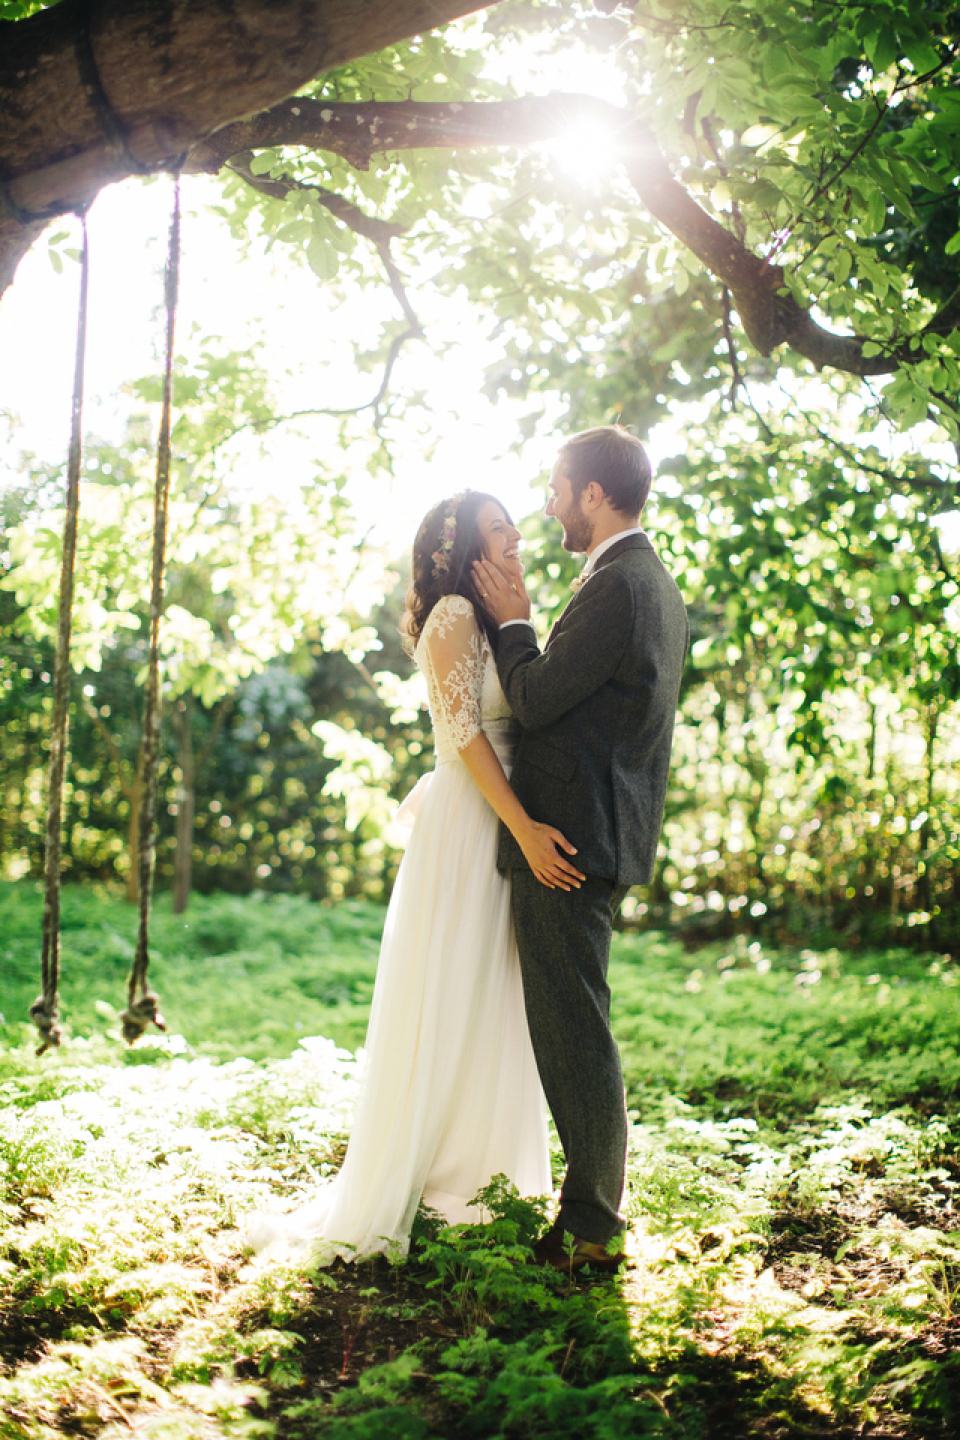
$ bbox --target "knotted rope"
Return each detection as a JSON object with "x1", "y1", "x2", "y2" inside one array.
[
  {"x1": 2, "y1": 1, "x2": 168, "y2": 229},
  {"x1": 120, "y1": 174, "x2": 181, "y2": 1045},
  {"x1": 74, "y1": 0, "x2": 157, "y2": 178},
  {"x1": 31, "y1": 210, "x2": 90, "y2": 1055}
]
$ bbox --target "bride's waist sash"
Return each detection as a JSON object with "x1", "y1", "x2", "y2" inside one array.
[
  {"x1": 435, "y1": 716, "x2": 519, "y2": 770},
  {"x1": 395, "y1": 718, "x2": 518, "y2": 834}
]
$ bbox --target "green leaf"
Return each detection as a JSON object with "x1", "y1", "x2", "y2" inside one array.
[
  {"x1": 833, "y1": 249, "x2": 852, "y2": 284},
  {"x1": 749, "y1": 180, "x2": 785, "y2": 211},
  {"x1": 901, "y1": 390, "x2": 930, "y2": 427},
  {"x1": 865, "y1": 24, "x2": 899, "y2": 74},
  {"x1": 865, "y1": 187, "x2": 888, "y2": 235},
  {"x1": 857, "y1": 253, "x2": 892, "y2": 301},
  {"x1": 902, "y1": 29, "x2": 942, "y2": 77},
  {"x1": 248, "y1": 151, "x2": 278, "y2": 177},
  {"x1": 893, "y1": 152, "x2": 949, "y2": 193},
  {"x1": 274, "y1": 219, "x2": 313, "y2": 244}
]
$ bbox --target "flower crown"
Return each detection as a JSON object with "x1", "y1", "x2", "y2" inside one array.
[{"x1": 431, "y1": 490, "x2": 469, "y2": 577}]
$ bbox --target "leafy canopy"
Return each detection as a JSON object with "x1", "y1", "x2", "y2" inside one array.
[{"x1": 206, "y1": 1, "x2": 960, "y2": 444}]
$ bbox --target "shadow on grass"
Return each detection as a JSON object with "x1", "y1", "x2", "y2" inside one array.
[{"x1": 229, "y1": 1183, "x2": 960, "y2": 1440}]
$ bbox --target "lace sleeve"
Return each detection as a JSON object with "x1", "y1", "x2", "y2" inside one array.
[{"x1": 423, "y1": 595, "x2": 486, "y2": 751}]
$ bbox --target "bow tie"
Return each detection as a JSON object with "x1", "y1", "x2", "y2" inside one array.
[{"x1": 570, "y1": 569, "x2": 592, "y2": 593}]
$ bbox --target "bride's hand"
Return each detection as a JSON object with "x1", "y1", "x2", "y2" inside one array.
[
  {"x1": 473, "y1": 557, "x2": 531, "y2": 625},
  {"x1": 517, "y1": 820, "x2": 585, "y2": 890}
]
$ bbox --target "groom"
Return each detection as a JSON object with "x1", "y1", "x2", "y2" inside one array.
[{"x1": 474, "y1": 425, "x2": 688, "y2": 1271}]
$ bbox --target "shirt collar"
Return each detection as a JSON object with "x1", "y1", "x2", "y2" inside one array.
[{"x1": 581, "y1": 527, "x2": 645, "y2": 577}]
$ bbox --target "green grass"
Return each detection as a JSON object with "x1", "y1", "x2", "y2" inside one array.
[
  {"x1": 1, "y1": 882, "x2": 959, "y2": 1439},
  {"x1": 610, "y1": 930, "x2": 960, "y2": 1120},
  {"x1": 4, "y1": 882, "x2": 958, "y2": 1112},
  {"x1": 0, "y1": 883, "x2": 381, "y2": 1059}
]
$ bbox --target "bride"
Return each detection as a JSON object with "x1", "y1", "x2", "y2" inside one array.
[{"x1": 251, "y1": 490, "x2": 584, "y2": 1261}]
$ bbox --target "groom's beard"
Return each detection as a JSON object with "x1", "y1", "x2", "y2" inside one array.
[{"x1": 561, "y1": 509, "x2": 593, "y2": 555}]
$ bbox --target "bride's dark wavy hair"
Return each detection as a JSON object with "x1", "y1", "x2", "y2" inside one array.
[{"x1": 401, "y1": 490, "x2": 510, "y2": 654}]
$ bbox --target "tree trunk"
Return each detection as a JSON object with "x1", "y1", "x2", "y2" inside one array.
[
  {"x1": 917, "y1": 702, "x2": 938, "y2": 915},
  {"x1": 171, "y1": 697, "x2": 195, "y2": 915},
  {"x1": 0, "y1": 0, "x2": 491, "y2": 292}
]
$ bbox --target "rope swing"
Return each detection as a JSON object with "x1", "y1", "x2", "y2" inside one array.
[
  {"x1": 29, "y1": 0, "x2": 186, "y2": 1052},
  {"x1": 31, "y1": 173, "x2": 182, "y2": 1052},
  {"x1": 30, "y1": 209, "x2": 90, "y2": 1056},
  {"x1": 120, "y1": 172, "x2": 182, "y2": 1046}
]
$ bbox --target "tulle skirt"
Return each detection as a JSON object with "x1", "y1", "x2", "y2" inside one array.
[{"x1": 250, "y1": 748, "x2": 550, "y2": 1262}]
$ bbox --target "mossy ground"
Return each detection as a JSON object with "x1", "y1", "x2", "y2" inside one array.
[{"x1": 1, "y1": 883, "x2": 959, "y2": 1438}]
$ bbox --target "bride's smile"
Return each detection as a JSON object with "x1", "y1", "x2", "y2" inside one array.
[{"x1": 476, "y1": 500, "x2": 523, "y2": 583}]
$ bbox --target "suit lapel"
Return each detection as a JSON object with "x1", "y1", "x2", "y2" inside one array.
[{"x1": 546, "y1": 532, "x2": 650, "y2": 648}]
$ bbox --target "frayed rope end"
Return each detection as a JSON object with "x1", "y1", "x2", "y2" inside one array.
[
  {"x1": 120, "y1": 992, "x2": 166, "y2": 1045},
  {"x1": 29, "y1": 996, "x2": 63, "y2": 1056}
]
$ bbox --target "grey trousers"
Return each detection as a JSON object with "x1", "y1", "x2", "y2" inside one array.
[{"x1": 510, "y1": 870, "x2": 630, "y2": 1244}]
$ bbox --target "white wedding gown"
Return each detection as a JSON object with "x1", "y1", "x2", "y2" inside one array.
[{"x1": 251, "y1": 594, "x2": 550, "y2": 1261}]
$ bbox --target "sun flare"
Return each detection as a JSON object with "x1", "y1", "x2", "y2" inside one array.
[{"x1": 549, "y1": 115, "x2": 623, "y2": 185}]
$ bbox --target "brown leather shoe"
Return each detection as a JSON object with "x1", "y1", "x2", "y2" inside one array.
[{"x1": 532, "y1": 1219, "x2": 628, "y2": 1274}]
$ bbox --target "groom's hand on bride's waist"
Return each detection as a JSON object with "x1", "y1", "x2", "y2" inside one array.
[{"x1": 473, "y1": 558, "x2": 531, "y2": 624}]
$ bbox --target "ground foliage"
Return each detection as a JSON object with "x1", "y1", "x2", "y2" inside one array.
[{"x1": 2, "y1": 887, "x2": 960, "y2": 1438}]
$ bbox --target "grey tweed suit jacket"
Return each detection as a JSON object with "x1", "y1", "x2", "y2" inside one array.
[{"x1": 495, "y1": 532, "x2": 688, "y2": 886}]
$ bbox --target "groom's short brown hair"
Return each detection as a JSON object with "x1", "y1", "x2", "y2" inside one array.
[{"x1": 559, "y1": 425, "x2": 652, "y2": 517}]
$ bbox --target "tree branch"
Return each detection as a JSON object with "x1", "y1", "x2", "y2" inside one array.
[
  {"x1": 199, "y1": 326, "x2": 420, "y2": 457},
  {"x1": 4, "y1": 2, "x2": 956, "y2": 388},
  {"x1": 721, "y1": 287, "x2": 742, "y2": 402},
  {"x1": 0, "y1": 0, "x2": 493, "y2": 291},
  {"x1": 776, "y1": 382, "x2": 959, "y2": 503},
  {"x1": 224, "y1": 149, "x2": 422, "y2": 338},
  {"x1": 189, "y1": 94, "x2": 958, "y2": 379},
  {"x1": 224, "y1": 150, "x2": 423, "y2": 417},
  {"x1": 205, "y1": 154, "x2": 424, "y2": 426},
  {"x1": 803, "y1": 94, "x2": 889, "y2": 213},
  {"x1": 224, "y1": 151, "x2": 405, "y2": 247}
]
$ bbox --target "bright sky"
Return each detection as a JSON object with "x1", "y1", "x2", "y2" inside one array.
[
  {"x1": 0, "y1": 29, "x2": 645, "y2": 561},
  {"x1": 0, "y1": 175, "x2": 561, "y2": 549},
  {"x1": 1, "y1": 23, "x2": 955, "y2": 562}
]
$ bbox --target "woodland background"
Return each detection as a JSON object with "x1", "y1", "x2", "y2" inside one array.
[
  {"x1": 2, "y1": 2, "x2": 958, "y2": 954},
  {"x1": 2, "y1": 3, "x2": 960, "y2": 1437}
]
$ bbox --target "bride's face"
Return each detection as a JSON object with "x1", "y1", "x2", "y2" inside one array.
[{"x1": 477, "y1": 501, "x2": 523, "y2": 583}]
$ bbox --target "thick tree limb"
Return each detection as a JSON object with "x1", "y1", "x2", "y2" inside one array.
[
  {"x1": 187, "y1": 94, "x2": 957, "y2": 379},
  {"x1": 185, "y1": 94, "x2": 627, "y2": 174},
  {"x1": 3, "y1": 4, "x2": 955, "y2": 382},
  {"x1": 0, "y1": 0, "x2": 491, "y2": 291}
]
